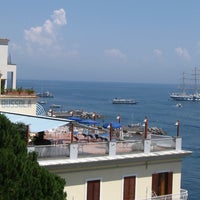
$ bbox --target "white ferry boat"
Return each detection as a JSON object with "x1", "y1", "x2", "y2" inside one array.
[
  {"x1": 170, "y1": 68, "x2": 200, "y2": 101},
  {"x1": 112, "y1": 98, "x2": 137, "y2": 104},
  {"x1": 36, "y1": 91, "x2": 54, "y2": 98}
]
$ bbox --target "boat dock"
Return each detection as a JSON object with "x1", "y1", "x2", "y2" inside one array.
[{"x1": 47, "y1": 109, "x2": 104, "y2": 119}]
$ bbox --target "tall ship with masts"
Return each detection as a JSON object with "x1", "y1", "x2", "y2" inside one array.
[{"x1": 170, "y1": 67, "x2": 200, "y2": 101}]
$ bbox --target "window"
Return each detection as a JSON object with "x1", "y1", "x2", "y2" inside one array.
[
  {"x1": 123, "y1": 176, "x2": 136, "y2": 200},
  {"x1": 87, "y1": 180, "x2": 100, "y2": 200},
  {"x1": 152, "y1": 172, "x2": 173, "y2": 196}
]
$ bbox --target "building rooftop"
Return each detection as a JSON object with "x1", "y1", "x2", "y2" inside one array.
[
  {"x1": 0, "y1": 38, "x2": 9, "y2": 45},
  {"x1": 31, "y1": 127, "x2": 191, "y2": 169},
  {"x1": 38, "y1": 149, "x2": 191, "y2": 168}
]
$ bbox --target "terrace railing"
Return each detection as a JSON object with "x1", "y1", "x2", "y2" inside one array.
[{"x1": 28, "y1": 135, "x2": 182, "y2": 159}]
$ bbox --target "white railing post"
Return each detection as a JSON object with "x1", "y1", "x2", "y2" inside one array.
[
  {"x1": 70, "y1": 143, "x2": 78, "y2": 159},
  {"x1": 109, "y1": 141, "x2": 116, "y2": 156},
  {"x1": 144, "y1": 139, "x2": 151, "y2": 153},
  {"x1": 176, "y1": 137, "x2": 182, "y2": 150}
]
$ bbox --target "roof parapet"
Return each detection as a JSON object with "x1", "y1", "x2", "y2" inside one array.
[{"x1": 0, "y1": 38, "x2": 9, "y2": 45}]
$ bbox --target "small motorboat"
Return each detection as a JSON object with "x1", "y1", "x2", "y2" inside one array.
[
  {"x1": 50, "y1": 104, "x2": 61, "y2": 109},
  {"x1": 36, "y1": 91, "x2": 54, "y2": 98},
  {"x1": 38, "y1": 100, "x2": 46, "y2": 105},
  {"x1": 176, "y1": 103, "x2": 182, "y2": 108}
]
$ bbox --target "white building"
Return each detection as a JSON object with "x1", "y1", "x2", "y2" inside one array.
[
  {"x1": 0, "y1": 38, "x2": 37, "y2": 115},
  {"x1": 0, "y1": 38, "x2": 16, "y2": 90}
]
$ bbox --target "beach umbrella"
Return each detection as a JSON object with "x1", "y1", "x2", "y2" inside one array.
[
  {"x1": 79, "y1": 119, "x2": 99, "y2": 125},
  {"x1": 103, "y1": 122, "x2": 122, "y2": 141},
  {"x1": 103, "y1": 122, "x2": 122, "y2": 129},
  {"x1": 68, "y1": 116, "x2": 82, "y2": 122}
]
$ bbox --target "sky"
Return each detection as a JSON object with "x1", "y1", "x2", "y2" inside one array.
[{"x1": 1, "y1": 0, "x2": 200, "y2": 84}]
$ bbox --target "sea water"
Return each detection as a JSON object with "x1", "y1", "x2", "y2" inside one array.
[{"x1": 18, "y1": 80, "x2": 200, "y2": 199}]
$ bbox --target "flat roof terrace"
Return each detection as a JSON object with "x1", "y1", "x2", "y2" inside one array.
[{"x1": 31, "y1": 133, "x2": 189, "y2": 161}]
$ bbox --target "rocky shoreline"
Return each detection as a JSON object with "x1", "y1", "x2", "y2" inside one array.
[
  {"x1": 123, "y1": 125, "x2": 167, "y2": 136},
  {"x1": 47, "y1": 109, "x2": 167, "y2": 136}
]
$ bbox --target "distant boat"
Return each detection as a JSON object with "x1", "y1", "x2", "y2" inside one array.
[
  {"x1": 128, "y1": 122, "x2": 141, "y2": 128},
  {"x1": 170, "y1": 67, "x2": 200, "y2": 101},
  {"x1": 170, "y1": 93, "x2": 193, "y2": 101},
  {"x1": 112, "y1": 98, "x2": 137, "y2": 104},
  {"x1": 36, "y1": 91, "x2": 54, "y2": 98},
  {"x1": 50, "y1": 104, "x2": 61, "y2": 108},
  {"x1": 176, "y1": 103, "x2": 182, "y2": 108},
  {"x1": 38, "y1": 100, "x2": 47, "y2": 105}
]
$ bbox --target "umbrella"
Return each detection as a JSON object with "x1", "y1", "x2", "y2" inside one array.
[
  {"x1": 103, "y1": 122, "x2": 122, "y2": 129},
  {"x1": 79, "y1": 119, "x2": 99, "y2": 125},
  {"x1": 68, "y1": 116, "x2": 82, "y2": 122},
  {"x1": 103, "y1": 122, "x2": 122, "y2": 141}
]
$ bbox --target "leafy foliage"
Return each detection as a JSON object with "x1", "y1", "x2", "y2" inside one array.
[{"x1": 0, "y1": 114, "x2": 67, "y2": 200}]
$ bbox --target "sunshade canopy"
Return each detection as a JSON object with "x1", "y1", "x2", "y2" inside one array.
[
  {"x1": 68, "y1": 116, "x2": 82, "y2": 122},
  {"x1": 1, "y1": 112, "x2": 70, "y2": 132},
  {"x1": 79, "y1": 119, "x2": 99, "y2": 125},
  {"x1": 103, "y1": 122, "x2": 122, "y2": 129}
]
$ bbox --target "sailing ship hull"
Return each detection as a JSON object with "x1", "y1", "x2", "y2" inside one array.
[
  {"x1": 170, "y1": 67, "x2": 200, "y2": 101},
  {"x1": 170, "y1": 93, "x2": 193, "y2": 101},
  {"x1": 170, "y1": 93, "x2": 200, "y2": 101}
]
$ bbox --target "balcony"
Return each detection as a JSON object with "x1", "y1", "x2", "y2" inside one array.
[{"x1": 143, "y1": 189, "x2": 188, "y2": 200}]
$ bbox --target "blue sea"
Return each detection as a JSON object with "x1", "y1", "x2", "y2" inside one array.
[{"x1": 18, "y1": 80, "x2": 199, "y2": 199}]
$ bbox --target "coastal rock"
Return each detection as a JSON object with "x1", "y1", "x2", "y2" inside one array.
[{"x1": 123, "y1": 125, "x2": 167, "y2": 136}]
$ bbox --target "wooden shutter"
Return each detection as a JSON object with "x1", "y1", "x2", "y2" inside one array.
[
  {"x1": 152, "y1": 173, "x2": 159, "y2": 196},
  {"x1": 87, "y1": 180, "x2": 100, "y2": 200},
  {"x1": 152, "y1": 172, "x2": 173, "y2": 197},
  {"x1": 167, "y1": 172, "x2": 173, "y2": 194},
  {"x1": 123, "y1": 176, "x2": 136, "y2": 200}
]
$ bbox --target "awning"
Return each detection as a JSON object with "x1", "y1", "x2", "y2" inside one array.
[
  {"x1": 1, "y1": 112, "x2": 71, "y2": 132},
  {"x1": 103, "y1": 122, "x2": 122, "y2": 129},
  {"x1": 79, "y1": 119, "x2": 99, "y2": 125}
]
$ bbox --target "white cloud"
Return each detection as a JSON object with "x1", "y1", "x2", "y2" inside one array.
[
  {"x1": 51, "y1": 8, "x2": 67, "y2": 26},
  {"x1": 175, "y1": 47, "x2": 191, "y2": 60},
  {"x1": 104, "y1": 48, "x2": 126, "y2": 59},
  {"x1": 153, "y1": 49, "x2": 162, "y2": 57},
  {"x1": 24, "y1": 8, "x2": 67, "y2": 47}
]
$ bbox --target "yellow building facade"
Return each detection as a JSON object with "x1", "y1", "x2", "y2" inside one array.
[{"x1": 38, "y1": 138, "x2": 191, "y2": 200}]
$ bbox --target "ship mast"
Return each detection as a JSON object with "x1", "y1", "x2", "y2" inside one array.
[
  {"x1": 180, "y1": 72, "x2": 187, "y2": 95},
  {"x1": 191, "y1": 67, "x2": 200, "y2": 95}
]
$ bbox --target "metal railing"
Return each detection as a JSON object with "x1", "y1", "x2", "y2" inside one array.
[
  {"x1": 78, "y1": 142, "x2": 108, "y2": 156},
  {"x1": 28, "y1": 144, "x2": 70, "y2": 158},
  {"x1": 142, "y1": 189, "x2": 188, "y2": 200},
  {"x1": 28, "y1": 136, "x2": 181, "y2": 158},
  {"x1": 151, "y1": 137, "x2": 176, "y2": 152}
]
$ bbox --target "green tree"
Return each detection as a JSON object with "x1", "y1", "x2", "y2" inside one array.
[{"x1": 0, "y1": 114, "x2": 67, "y2": 200}]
